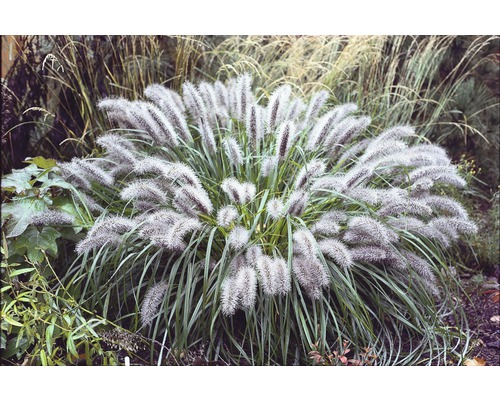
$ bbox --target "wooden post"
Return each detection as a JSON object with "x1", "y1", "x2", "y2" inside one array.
[{"x1": 1, "y1": 35, "x2": 20, "y2": 78}]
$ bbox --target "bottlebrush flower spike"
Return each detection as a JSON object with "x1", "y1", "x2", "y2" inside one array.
[
  {"x1": 228, "y1": 226, "x2": 250, "y2": 250},
  {"x1": 217, "y1": 205, "x2": 239, "y2": 228},
  {"x1": 140, "y1": 281, "x2": 169, "y2": 327},
  {"x1": 30, "y1": 210, "x2": 75, "y2": 226},
  {"x1": 223, "y1": 137, "x2": 244, "y2": 166},
  {"x1": 267, "y1": 198, "x2": 285, "y2": 220},
  {"x1": 267, "y1": 84, "x2": 292, "y2": 131}
]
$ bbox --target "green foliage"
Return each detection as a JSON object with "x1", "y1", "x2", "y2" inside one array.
[{"x1": 0, "y1": 159, "x2": 118, "y2": 365}]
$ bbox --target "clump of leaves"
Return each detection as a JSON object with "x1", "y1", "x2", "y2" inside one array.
[
  {"x1": 0, "y1": 157, "x2": 118, "y2": 365},
  {"x1": 56, "y1": 74, "x2": 475, "y2": 365}
]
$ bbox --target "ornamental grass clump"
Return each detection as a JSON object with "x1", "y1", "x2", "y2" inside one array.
[{"x1": 60, "y1": 73, "x2": 476, "y2": 365}]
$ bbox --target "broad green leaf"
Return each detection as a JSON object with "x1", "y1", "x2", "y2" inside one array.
[
  {"x1": 2, "y1": 198, "x2": 48, "y2": 238},
  {"x1": 0, "y1": 164, "x2": 39, "y2": 193},
  {"x1": 14, "y1": 226, "x2": 61, "y2": 263},
  {"x1": 24, "y1": 156, "x2": 57, "y2": 169},
  {"x1": 39, "y1": 175, "x2": 75, "y2": 191}
]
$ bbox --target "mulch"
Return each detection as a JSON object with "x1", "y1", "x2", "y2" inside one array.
[{"x1": 460, "y1": 267, "x2": 500, "y2": 366}]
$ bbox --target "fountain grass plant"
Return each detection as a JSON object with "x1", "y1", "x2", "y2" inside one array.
[{"x1": 35, "y1": 73, "x2": 479, "y2": 365}]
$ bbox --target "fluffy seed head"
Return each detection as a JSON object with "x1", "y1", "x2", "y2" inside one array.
[
  {"x1": 217, "y1": 205, "x2": 239, "y2": 228},
  {"x1": 228, "y1": 226, "x2": 250, "y2": 250},
  {"x1": 140, "y1": 281, "x2": 169, "y2": 327}
]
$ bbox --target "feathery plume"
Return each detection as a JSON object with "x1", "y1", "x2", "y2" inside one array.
[
  {"x1": 428, "y1": 217, "x2": 478, "y2": 240},
  {"x1": 221, "y1": 276, "x2": 239, "y2": 316},
  {"x1": 285, "y1": 190, "x2": 309, "y2": 217},
  {"x1": 198, "y1": 117, "x2": 217, "y2": 154},
  {"x1": 173, "y1": 185, "x2": 213, "y2": 216},
  {"x1": 198, "y1": 81, "x2": 218, "y2": 113},
  {"x1": 342, "y1": 166, "x2": 373, "y2": 189},
  {"x1": 343, "y1": 215, "x2": 397, "y2": 246},
  {"x1": 255, "y1": 255, "x2": 276, "y2": 296},
  {"x1": 260, "y1": 156, "x2": 278, "y2": 177},
  {"x1": 408, "y1": 166, "x2": 466, "y2": 188},
  {"x1": 275, "y1": 121, "x2": 297, "y2": 159},
  {"x1": 151, "y1": 217, "x2": 202, "y2": 251},
  {"x1": 360, "y1": 140, "x2": 408, "y2": 166},
  {"x1": 75, "y1": 191, "x2": 105, "y2": 213},
  {"x1": 318, "y1": 238, "x2": 353, "y2": 269},
  {"x1": 214, "y1": 80, "x2": 229, "y2": 109},
  {"x1": 387, "y1": 216, "x2": 426, "y2": 232},
  {"x1": 324, "y1": 116, "x2": 371, "y2": 153},
  {"x1": 350, "y1": 245, "x2": 387, "y2": 263},
  {"x1": 96, "y1": 134, "x2": 138, "y2": 165},
  {"x1": 223, "y1": 137, "x2": 244, "y2": 166},
  {"x1": 228, "y1": 226, "x2": 250, "y2": 250},
  {"x1": 120, "y1": 180, "x2": 169, "y2": 204},
  {"x1": 216, "y1": 205, "x2": 239, "y2": 228},
  {"x1": 267, "y1": 84, "x2": 292, "y2": 131},
  {"x1": 229, "y1": 255, "x2": 248, "y2": 276},
  {"x1": 169, "y1": 162, "x2": 202, "y2": 188},
  {"x1": 144, "y1": 84, "x2": 186, "y2": 113},
  {"x1": 292, "y1": 255, "x2": 329, "y2": 300},
  {"x1": 273, "y1": 257, "x2": 292, "y2": 295},
  {"x1": 73, "y1": 158, "x2": 114, "y2": 187},
  {"x1": 246, "y1": 103, "x2": 265, "y2": 149},
  {"x1": 245, "y1": 245, "x2": 263, "y2": 267},
  {"x1": 301, "y1": 90, "x2": 329, "y2": 128},
  {"x1": 294, "y1": 159, "x2": 326, "y2": 190},
  {"x1": 286, "y1": 98, "x2": 306, "y2": 121},
  {"x1": 234, "y1": 267, "x2": 258, "y2": 309},
  {"x1": 30, "y1": 209, "x2": 74, "y2": 226},
  {"x1": 306, "y1": 109, "x2": 339, "y2": 150},
  {"x1": 293, "y1": 228, "x2": 318, "y2": 258},
  {"x1": 58, "y1": 160, "x2": 92, "y2": 190},
  {"x1": 370, "y1": 125, "x2": 416, "y2": 147},
  {"x1": 235, "y1": 73, "x2": 253, "y2": 120},
  {"x1": 241, "y1": 182, "x2": 256, "y2": 204},
  {"x1": 400, "y1": 250, "x2": 440, "y2": 296},
  {"x1": 140, "y1": 281, "x2": 169, "y2": 327},
  {"x1": 420, "y1": 195, "x2": 469, "y2": 219},
  {"x1": 75, "y1": 232, "x2": 122, "y2": 254},
  {"x1": 76, "y1": 215, "x2": 135, "y2": 254},
  {"x1": 221, "y1": 177, "x2": 242, "y2": 203},
  {"x1": 266, "y1": 198, "x2": 285, "y2": 220},
  {"x1": 378, "y1": 197, "x2": 433, "y2": 218},
  {"x1": 344, "y1": 188, "x2": 382, "y2": 205},
  {"x1": 144, "y1": 85, "x2": 192, "y2": 142},
  {"x1": 182, "y1": 81, "x2": 207, "y2": 119},
  {"x1": 141, "y1": 102, "x2": 180, "y2": 148},
  {"x1": 310, "y1": 212, "x2": 343, "y2": 236},
  {"x1": 337, "y1": 139, "x2": 371, "y2": 165}
]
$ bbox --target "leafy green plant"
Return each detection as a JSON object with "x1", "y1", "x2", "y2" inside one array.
[
  {"x1": 54, "y1": 73, "x2": 476, "y2": 365},
  {"x1": 1, "y1": 246, "x2": 118, "y2": 365},
  {"x1": 0, "y1": 158, "x2": 118, "y2": 365}
]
